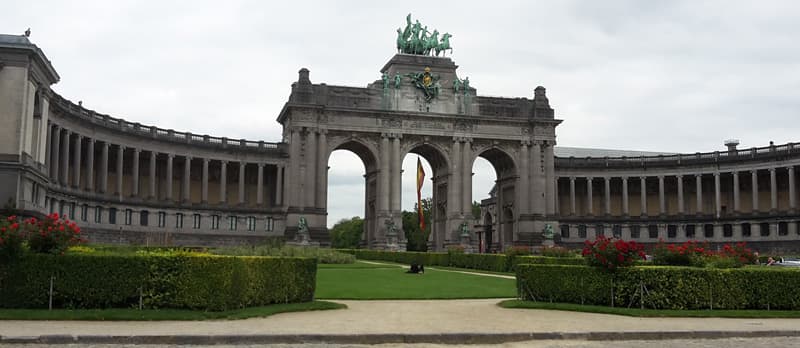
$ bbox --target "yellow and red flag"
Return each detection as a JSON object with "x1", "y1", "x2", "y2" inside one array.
[{"x1": 416, "y1": 157, "x2": 426, "y2": 230}]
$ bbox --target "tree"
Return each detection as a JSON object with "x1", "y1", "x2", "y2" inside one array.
[
  {"x1": 472, "y1": 200, "x2": 481, "y2": 219},
  {"x1": 403, "y1": 197, "x2": 432, "y2": 251},
  {"x1": 329, "y1": 217, "x2": 364, "y2": 249}
]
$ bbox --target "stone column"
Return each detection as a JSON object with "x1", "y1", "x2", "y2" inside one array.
[
  {"x1": 148, "y1": 151, "x2": 157, "y2": 199},
  {"x1": 714, "y1": 172, "x2": 721, "y2": 218},
  {"x1": 100, "y1": 142, "x2": 109, "y2": 194},
  {"x1": 789, "y1": 166, "x2": 796, "y2": 212},
  {"x1": 519, "y1": 142, "x2": 530, "y2": 213},
  {"x1": 554, "y1": 176, "x2": 560, "y2": 215},
  {"x1": 450, "y1": 138, "x2": 462, "y2": 216},
  {"x1": 640, "y1": 176, "x2": 647, "y2": 216},
  {"x1": 45, "y1": 123, "x2": 52, "y2": 176},
  {"x1": 751, "y1": 170, "x2": 759, "y2": 212},
  {"x1": 289, "y1": 128, "x2": 301, "y2": 206},
  {"x1": 73, "y1": 135, "x2": 82, "y2": 189},
  {"x1": 238, "y1": 162, "x2": 246, "y2": 205},
  {"x1": 604, "y1": 177, "x2": 611, "y2": 216},
  {"x1": 530, "y1": 142, "x2": 543, "y2": 216},
  {"x1": 183, "y1": 156, "x2": 192, "y2": 203},
  {"x1": 393, "y1": 135, "x2": 403, "y2": 212},
  {"x1": 165, "y1": 154, "x2": 174, "y2": 201},
  {"x1": 696, "y1": 174, "x2": 703, "y2": 215},
  {"x1": 379, "y1": 135, "x2": 390, "y2": 213},
  {"x1": 257, "y1": 163, "x2": 264, "y2": 206},
  {"x1": 219, "y1": 160, "x2": 227, "y2": 204},
  {"x1": 622, "y1": 176, "x2": 629, "y2": 216},
  {"x1": 305, "y1": 130, "x2": 317, "y2": 207},
  {"x1": 462, "y1": 138, "x2": 472, "y2": 214},
  {"x1": 61, "y1": 130, "x2": 70, "y2": 186},
  {"x1": 201, "y1": 158, "x2": 209, "y2": 203},
  {"x1": 544, "y1": 143, "x2": 556, "y2": 215},
  {"x1": 50, "y1": 125, "x2": 60, "y2": 180},
  {"x1": 676, "y1": 175, "x2": 684, "y2": 214},
  {"x1": 115, "y1": 145, "x2": 124, "y2": 196},
  {"x1": 770, "y1": 168, "x2": 777, "y2": 212},
  {"x1": 733, "y1": 171, "x2": 740, "y2": 213},
  {"x1": 131, "y1": 148, "x2": 140, "y2": 197},
  {"x1": 586, "y1": 177, "x2": 593, "y2": 216},
  {"x1": 569, "y1": 176, "x2": 576, "y2": 215},
  {"x1": 317, "y1": 130, "x2": 328, "y2": 209},
  {"x1": 658, "y1": 175, "x2": 665, "y2": 215},
  {"x1": 86, "y1": 139, "x2": 95, "y2": 192},
  {"x1": 276, "y1": 164, "x2": 284, "y2": 206}
]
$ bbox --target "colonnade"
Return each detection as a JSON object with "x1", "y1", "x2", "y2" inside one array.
[
  {"x1": 561, "y1": 167, "x2": 797, "y2": 218},
  {"x1": 45, "y1": 123, "x2": 285, "y2": 207}
]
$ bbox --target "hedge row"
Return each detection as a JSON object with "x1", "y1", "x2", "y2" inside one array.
[
  {"x1": 337, "y1": 249, "x2": 584, "y2": 273},
  {"x1": 0, "y1": 254, "x2": 316, "y2": 311},
  {"x1": 516, "y1": 264, "x2": 800, "y2": 310}
]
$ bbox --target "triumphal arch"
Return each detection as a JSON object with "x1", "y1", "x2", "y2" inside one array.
[{"x1": 278, "y1": 15, "x2": 561, "y2": 250}]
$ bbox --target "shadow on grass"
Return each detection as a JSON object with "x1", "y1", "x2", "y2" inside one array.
[
  {"x1": 499, "y1": 300, "x2": 800, "y2": 318},
  {"x1": 0, "y1": 301, "x2": 346, "y2": 321}
]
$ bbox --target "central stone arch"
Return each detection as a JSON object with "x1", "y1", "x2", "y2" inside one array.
[{"x1": 277, "y1": 54, "x2": 561, "y2": 251}]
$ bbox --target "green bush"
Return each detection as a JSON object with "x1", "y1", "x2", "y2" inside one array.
[
  {"x1": 214, "y1": 245, "x2": 355, "y2": 264},
  {"x1": 516, "y1": 264, "x2": 800, "y2": 310},
  {"x1": 0, "y1": 254, "x2": 316, "y2": 311},
  {"x1": 338, "y1": 249, "x2": 585, "y2": 273}
]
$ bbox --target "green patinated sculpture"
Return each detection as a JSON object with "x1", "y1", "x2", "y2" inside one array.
[
  {"x1": 453, "y1": 78, "x2": 461, "y2": 93},
  {"x1": 406, "y1": 67, "x2": 440, "y2": 102},
  {"x1": 394, "y1": 73, "x2": 402, "y2": 88},
  {"x1": 298, "y1": 216, "x2": 308, "y2": 234},
  {"x1": 462, "y1": 77, "x2": 470, "y2": 95},
  {"x1": 460, "y1": 221, "x2": 470, "y2": 237},
  {"x1": 397, "y1": 14, "x2": 452, "y2": 56},
  {"x1": 381, "y1": 72, "x2": 390, "y2": 90},
  {"x1": 543, "y1": 224, "x2": 554, "y2": 240}
]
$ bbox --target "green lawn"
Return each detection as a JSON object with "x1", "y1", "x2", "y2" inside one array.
[
  {"x1": 316, "y1": 262, "x2": 516, "y2": 299},
  {"x1": 0, "y1": 301, "x2": 345, "y2": 321},
  {"x1": 499, "y1": 300, "x2": 800, "y2": 318}
]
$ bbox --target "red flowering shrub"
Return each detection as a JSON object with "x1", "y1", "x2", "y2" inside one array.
[
  {"x1": 26, "y1": 213, "x2": 84, "y2": 255},
  {"x1": 504, "y1": 246, "x2": 532, "y2": 257},
  {"x1": 652, "y1": 240, "x2": 756, "y2": 268},
  {"x1": 581, "y1": 236, "x2": 646, "y2": 271},
  {"x1": 0, "y1": 215, "x2": 26, "y2": 261}
]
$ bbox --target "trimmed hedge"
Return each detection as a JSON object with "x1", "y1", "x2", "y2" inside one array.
[
  {"x1": 516, "y1": 264, "x2": 800, "y2": 310},
  {"x1": 337, "y1": 249, "x2": 584, "y2": 273},
  {"x1": 0, "y1": 254, "x2": 316, "y2": 311}
]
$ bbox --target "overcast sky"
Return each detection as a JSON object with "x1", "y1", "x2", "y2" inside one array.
[{"x1": 5, "y1": 1, "x2": 800, "y2": 226}]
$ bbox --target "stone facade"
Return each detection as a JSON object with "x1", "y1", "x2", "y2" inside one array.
[{"x1": 3, "y1": 33, "x2": 799, "y2": 252}]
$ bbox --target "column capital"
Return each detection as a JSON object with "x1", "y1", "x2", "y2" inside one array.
[
  {"x1": 117, "y1": 144, "x2": 126, "y2": 151},
  {"x1": 676, "y1": 174, "x2": 683, "y2": 179},
  {"x1": 184, "y1": 155, "x2": 192, "y2": 161},
  {"x1": 621, "y1": 176, "x2": 629, "y2": 181},
  {"x1": 257, "y1": 162, "x2": 265, "y2": 168},
  {"x1": 88, "y1": 138, "x2": 96, "y2": 144},
  {"x1": 133, "y1": 148, "x2": 141, "y2": 154},
  {"x1": 569, "y1": 176, "x2": 576, "y2": 181},
  {"x1": 220, "y1": 159, "x2": 227, "y2": 164},
  {"x1": 102, "y1": 141, "x2": 110, "y2": 148},
  {"x1": 604, "y1": 176, "x2": 610, "y2": 181},
  {"x1": 167, "y1": 153, "x2": 175, "y2": 159},
  {"x1": 788, "y1": 166, "x2": 795, "y2": 172},
  {"x1": 640, "y1": 176, "x2": 647, "y2": 180},
  {"x1": 203, "y1": 158, "x2": 210, "y2": 163},
  {"x1": 586, "y1": 176, "x2": 593, "y2": 181},
  {"x1": 713, "y1": 172, "x2": 720, "y2": 177},
  {"x1": 769, "y1": 167, "x2": 776, "y2": 173},
  {"x1": 695, "y1": 173, "x2": 702, "y2": 178},
  {"x1": 657, "y1": 175, "x2": 664, "y2": 180},
  {"x1": 520, "y1": 139, "x2": 531, "y2": 146},
  {"x1": 750, "y1": 169, "x2": 758, "y2": 174},
  {"x1": 239, "y1": 161, "x2": 246, "y2": 167}
]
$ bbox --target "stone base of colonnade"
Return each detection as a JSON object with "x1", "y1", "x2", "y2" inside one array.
[{"x1": 285, "y1": 211, "x2": 329, "y2": 246}]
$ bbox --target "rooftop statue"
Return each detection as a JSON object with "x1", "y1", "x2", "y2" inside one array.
[{"x1": 397, "y1": 14, "x2": 452, "y2": 56}]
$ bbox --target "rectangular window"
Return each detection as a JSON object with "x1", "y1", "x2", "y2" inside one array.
[
  {"x1": 193, "y1": 214, "x2": 201, "y2": 229},
  {"x1": 94, "y1": 206, "x2": 103, "y2": 223},
  {"x1": 759, "y1": 222, "x2": 770, "y2": 237},
  {"x1": 140, "y1": 210, "x2": 149, "y2": 226},
  {"x1": 612, "y1": 225, "x2": 622, "y2": 238},
  {"x1": 31, "y1": 182, "x2": 39, "y2": 205},
  {"x1": 176, "y1": 213, "x2": 184, "y2": 229},
  {"x1": 229, "y1": 216, "x2": 238, "y2": 230},
  {"x1": 124, "y1": 209, "x2": 133, "y2": 225},
  {"x1": 704, "y1": 224, "x2": 715, "y2": 238},
  {"x1": 685, "y1": 224, "x2": 696, "y2": 238},
  {"x1": 69, "y1": 202, "x2": 76, "y2": 220},
  {"x1": 80, "y1": 204, "x2": 88, "y2": 222},
  {"x1": 211, "y1": 215, "x2": 220, "y2": 230},
  {"x1": 630, "y1": 225, "x2": 641, "y2": 239},
  {"x1": 595, "y1": 224, "x2": 604, "y2": 237},
  {"x1": 247, "y1": 216, "x2": 256, "y2": 231},
  {"x1": 578, "y1": 225, "x2": 587, "y2": 239},
  {"x1": 560, "y1": 224, "x2": 570, "y2": 239},
  {"x1": 266, "y1": 217, "x2": 274, "y2": 231},
  {"x1": 648, "y1": 224, "x2": 658, "y2": 239},
  {"x1": 667, "y1": 225, "x2": 677, "y2": 239},
  {"x1": 158, "y1": 212, "x2": 166, "y2": 228},
  {"x1": 723, "y1": 224, "x2": 733, "y2": 237},
  {"x1": 742, "y1": 223, "x2": 751, "y2": 237},
  {"x1": 778, "y1": 221, "x2": 788, "y2": 236}
]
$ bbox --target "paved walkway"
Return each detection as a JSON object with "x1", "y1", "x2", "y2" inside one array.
[{"x1": 2, "y1": 299, "x2": 800, "y2": 345}]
